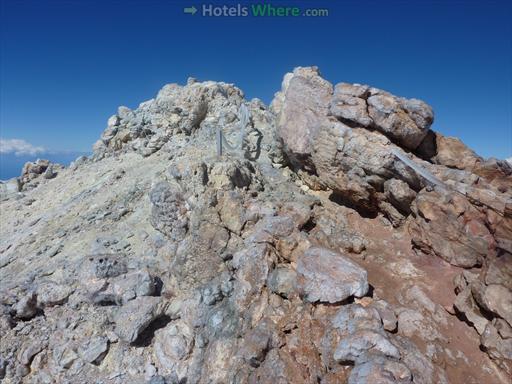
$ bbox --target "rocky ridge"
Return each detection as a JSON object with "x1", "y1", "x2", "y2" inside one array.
[{"x1": 0, "y1": 67, "x2": 511, "y2": 384}]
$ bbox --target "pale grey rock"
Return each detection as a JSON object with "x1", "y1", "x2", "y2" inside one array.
[
  {"x1": 367, "y1": 93, "x2": 433, "y2": 150},
  {"x1": 246, "y1": 215, "x2": 295, "y2": 244},
  {"x1": 149, "y1": 375, "x2": 168, "y2": 384},
  {"x1": 396, "y1": 308, "x2": 444, "y2": 342},
  {"x1": 14, "y1": 292, "x2": 38, "y2": 320},
  {"x1": 453, "y1": 269, "x2": 479, "y2": 294},
  {"x1": 78, "y1": 336, "x2": 109, "y2": 364},
  {"x1": 334, "y1": 330, "x2": 401, "y2": 363},
  {"x1": 87, "y1": 253, "x2": 128, "y2": 279},
  {"x1": 332, "y1": 304, "x2": 383, "y2": 334},
  {"x1": 296, "y1": 247, "x2": 368, "y2": 303},
  {"x1": 94, "y1": 78, "x2": 245, "y2": 157},
  {"x1": 43, "y1": 164, "x2": 57, "y2": 179},
  {"x1": 327, "y1": 81, "x2": 434, "y2": 150},
  {"x1": 103, "y1": 269, "x2": 156, "y2": 305},
  {"x1": 496, "y1": 318, "x2": 512, "y2": 339},
  {"x1": 52, "y1": 344, "x2": 79, "y2": 369},
  {"x1": 218, "y1": 191, "x2": 246, "y2": 235},
  {"x1": 20, "y1": 159, "x2": 50, "y2": 184},
  {"x1": 393, "y1": 335, "x2": 449, "y2": 384},
  {"x1": 201, "y1": 283, "x2": 223, "y2": 306},
  {"x1": 36, "y1": 281, "x2": 73, "y2": 307},
  {"x1": 311, "y1": 120, "x2": 418, "y2": 214},
  {"x1": 310, "y1": 205, "x2": 368, "y2": 254},
  {"x1": 113, "y1": 297, "x2": 169, "y2": 343},
  {"x1": 18, "y1": 341, "x2": 44, "y2": 366},
  {"x1": 348, "y1": 356, "x2": 412, "y2": 384},
  {"x1": 89, "y1": 270, "x2": 156, "y2": 305},
  {"x1": 267, "y1": 266, "x2": 297, "y2": 298},
  {"x1": 232, "y1": 243, "x2": 273, "y2": 307},
  {"x1": 208, "y1": 159, "x2": 256, "y2": 190}
]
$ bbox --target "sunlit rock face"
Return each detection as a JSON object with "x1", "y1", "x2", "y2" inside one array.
[{"x1": 0, "y1": 68, "x2": 510, "y2": 384}]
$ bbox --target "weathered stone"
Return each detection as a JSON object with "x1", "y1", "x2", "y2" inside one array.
[
  {"x1": 334, "y1": 330, "x2": 401, "y2": 363},
  {"x1": 409, "y1": 190, "x2": 493, "y2": 267},
  {"x1": 384, "y1": 178, "x2": 416, "y2": 214},
  {"x1": 274, "y1": 66, "x2": 333, "y2": 162},
  {"x1": 396, "y1": 308, "x2": 444, "y2": 342},
  {"x1": 238, "y1": 322, "x2": 273, "y2": 367},
  {"x1": 367, "y1": 93, "x2": 433, "y2": 150},
  {"x1": 218, "y1": 191, "x2": 246, "y2": 235},
  {"x1": 18, "y1": 342, "x2": 44, "y2": 366},
  {"x1": 14, "y1": 292, "x2": 38, "y2": 320},
  {"x1": 78, "y1": 336, "x2": 109, "y2": 364},
  {"x1": 480, "y1": 322, "x2": 512, "y2": 375},
  {"x1": 99, "y1": 269, "x2": 157, "y2": 305},
  {"x1": 348, "y1": 356, "x2": 412, "y2": 384},
  {"x1": 87, "y1": 253, "x2": 127, "y2": 279},
  {"x1": 485, "y1": 252, "x2": 512, "y2": 290},
  {"x1": 453, "y1": 287, "x2": 489, "y2": 334},
  {"x1": 53, "y1": 344, "x2": 78, "y2": 369},
  {"x1": 36, "y1": 281, "x2": 73, "y2": 307},
  {"x1": 371, "y1": 300, "x2": 398, "y2": 332},
  {"x1": 434, "y1": 134, "x2": 481, "y2": 171},
  {"x1": 296, "y1": 247, "x2": 369, "y2": 303},
  {"x1": 149, "y1": 182, "x2": 189, "y2": 241},
  {"x1": 267, "y1": 267, "x2": 297, "y2": 298},
  {"x1": 154, "y1": 320, "x2": 194, "y2": 377},
  {"x1": 330, "y1": 83, "x2": 372, "y2": 127},
  {"x1": 113, "y1": 297, "x2": 169, "y2": 343},
  {"x1": 472, "y1": 283, "x2": 512, "y2": 327}
]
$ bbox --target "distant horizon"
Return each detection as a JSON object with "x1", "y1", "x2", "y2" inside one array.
[{"x1": 1, "y1": 0, "x2": 511, "y2": 160}]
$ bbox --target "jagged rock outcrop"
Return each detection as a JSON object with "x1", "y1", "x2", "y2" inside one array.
[{"x1": 0, "y1": 67, "x2": 510, "y2": 384}]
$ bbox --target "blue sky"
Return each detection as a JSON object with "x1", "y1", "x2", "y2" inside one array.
[{"x1": 1, "y1": 0, "x2": 511, "y2": 160}]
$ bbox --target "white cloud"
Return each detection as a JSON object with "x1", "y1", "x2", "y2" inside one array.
[
  {"x1": 506, "y1": 157, "x2": 512, "y2": 165},
  {"x1": 0, "y1": 138, "x2": 46, "y2": 156}
]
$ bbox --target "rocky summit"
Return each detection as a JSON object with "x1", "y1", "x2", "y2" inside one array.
[{"x1": 1, "y1": 67, "x2": 511, "y2": 384}]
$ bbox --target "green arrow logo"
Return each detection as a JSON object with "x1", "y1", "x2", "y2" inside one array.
[{"x1": 184, "y1": 6, "x2": 197, "y2": 15}]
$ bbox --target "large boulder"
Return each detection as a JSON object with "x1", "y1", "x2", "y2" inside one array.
[
  {"x1": 434, "y1": 134, "x2": 482, "y2": 170},
  {"x1": 296, "y1": 247, "x2": 368, "y2": 303},
  {"x1": 310, "y1": 120, "x2": 422, "y2": 214},
  {"x1": 273, "y1": 68, "x2": 435, "y2": 215},
  {"x1": 272, "y1": 66, "x2": 333, "y2": 166},
  {"x1": 329, "y1": 82, "x2": 434, "y2": 149},
  {"x1": 367, "y1": 92, "x2": 433, "y2": 150}
]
